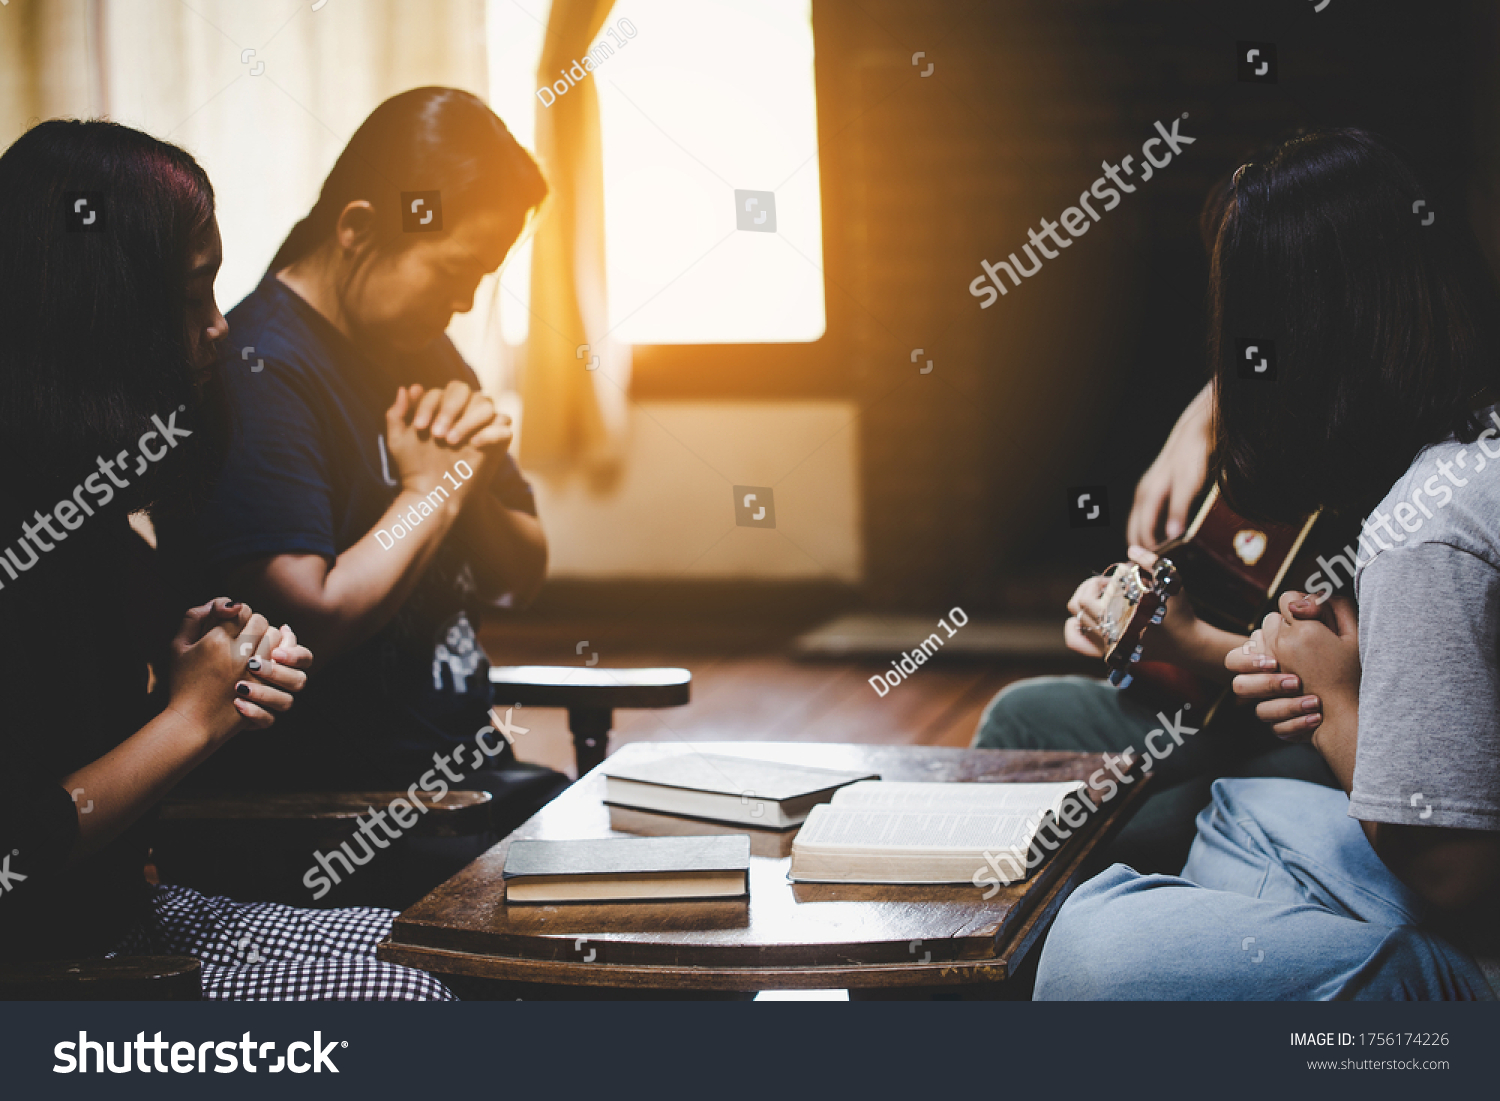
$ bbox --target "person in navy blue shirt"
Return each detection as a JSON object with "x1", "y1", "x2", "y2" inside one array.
[{"x1": 156, "y1": 88, "x2": 567, "y2": 907}]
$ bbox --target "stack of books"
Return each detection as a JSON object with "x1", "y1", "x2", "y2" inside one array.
[
  {"x1": 501, "y1": 751, "x2": 1088, "y2": 902},
  {"x1": 503, "y1": 752, "x2": 878, "y2": 903}
]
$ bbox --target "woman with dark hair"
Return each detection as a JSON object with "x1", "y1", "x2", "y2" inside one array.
[
  {"x1": 156, "y1": 88, "x2": 567, "y2": 906},
  {"x1": 966, "y1": 139, "x2": 1366, "y2": 877},
  {"x1": 1034, "y1": 128, "x2": 1500, "y2": 999},
  {"x1": 0, "y1": 119, "x2": 452, "y2": 999}
]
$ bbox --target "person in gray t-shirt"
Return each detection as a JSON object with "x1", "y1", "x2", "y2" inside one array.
[
  {"x1": 1033, "y1": 127, "x2": 1500, "y2": 999},
  {"x1": 1346, "y1": 418, "x2": 1500, "y2": 840},
  {"x1": 1033, "y1": 457, "x2": 1499, "y2": 999},
  {"x1": 1346, "y1": 422, "x2": 1500, "y2": 984}
]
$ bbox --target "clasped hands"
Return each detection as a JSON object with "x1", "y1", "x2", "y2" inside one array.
[
  {"x1": 1228, "y1": 591, "x2": 1361, "y2": 742},
  {"x1": 384, "y1": 380, "x2": 513, "y2": 497},
  {"x1": 167, "y1": 597, "x2": 315, "y2": 741},
  {"x1": 1068, "y1": 544, "x2": 1361, "y2": 742}
]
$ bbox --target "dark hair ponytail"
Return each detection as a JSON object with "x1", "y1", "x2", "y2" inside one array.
[{"x1": 269, "y1": 87, "x2": 547, "y2": 272}]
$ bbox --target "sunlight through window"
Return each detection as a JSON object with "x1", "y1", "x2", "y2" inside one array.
[
  {"x1": 596, "y1": 0, "x2": 825, "y2": 344},
  {"x1": 486, "y1": 0, "x2": 551, "y2": 346},
  {"x1": 487, "y1": 0, "x2": 824, "y2": 346}
]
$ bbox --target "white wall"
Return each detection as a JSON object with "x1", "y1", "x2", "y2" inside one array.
[{"x1": 528, "y1": 401, "x2": 861, "y2": 580}]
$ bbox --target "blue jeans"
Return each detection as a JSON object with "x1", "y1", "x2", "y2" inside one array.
[
  {"x1": 1035, "y1": 778, "x2": 1494, "y2": 1000},
  {"x1": 973, "y1": 676, "x2": 1334, "y2": 873}
]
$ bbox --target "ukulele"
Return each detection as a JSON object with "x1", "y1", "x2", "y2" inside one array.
[{"x1": 1096, "y1": 484, "x2": 1320, "y2": 722}]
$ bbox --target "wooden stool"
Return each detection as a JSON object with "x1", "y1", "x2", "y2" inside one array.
[{"x1": 488, "y1": 665, "x2": 692, "y2": 775}]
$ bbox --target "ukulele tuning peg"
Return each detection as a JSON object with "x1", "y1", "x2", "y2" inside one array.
[{"x1": 1153, "y1": 559, "x2": 1181, "y2": 596}]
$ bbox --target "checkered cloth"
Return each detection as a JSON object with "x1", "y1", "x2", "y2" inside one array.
[{"x1": 110, "y1": 884, "x2": 455, "y2": 1001}]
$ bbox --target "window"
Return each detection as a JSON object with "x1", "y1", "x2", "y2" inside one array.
[
  {"x1": 486, "y1": 0, "x2": 551, "y2": 347},
  {"x1": 596, "y1": 0, "x2": 825, "y2": 343},
  {"x1": 486, "y1": 0, "x2": 826, "y2": 347}
]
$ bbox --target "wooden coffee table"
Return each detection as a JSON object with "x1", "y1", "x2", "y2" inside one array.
[{"x1": 378, "y1": 742, "x2": 1149, "y2": 996}]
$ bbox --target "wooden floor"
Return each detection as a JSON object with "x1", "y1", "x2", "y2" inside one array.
[{"x1": 479, "y1": 616, "x2": 1086, "y2": 779}]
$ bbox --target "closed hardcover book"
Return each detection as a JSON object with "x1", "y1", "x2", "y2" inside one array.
[
  {"x1": 502, "y1": 835, "x2": 751, "y2": 903},
  {"x1": 602, "y1": 752, "x2": 879, "y2": 829}
]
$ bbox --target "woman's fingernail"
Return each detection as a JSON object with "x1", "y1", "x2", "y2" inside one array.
[
  {"x1": 271, "y1": 649, "x2": 290, "y2": 661},
  {"x1": 1301, "y1": 696, "x2": 1320, "y2": 711},
  {"x1": 225, "y1": 600, "x2": 241, "y2": 610},
  {"x1": 247, "y1": 657, "x2": 262, "y2": 671},
  {"x1": 235, "y1": 682, "x2": 251, "y2": 698},
  {"x1": 1256, "y1": 656, "x2": 1276, "y2": 669},
  {"x1": 1281, "y1": 676, "x2": 1299, "y2": 690},
  {"x1": 1305, "y1": 713, "x2": 1322, "y2": 727}
]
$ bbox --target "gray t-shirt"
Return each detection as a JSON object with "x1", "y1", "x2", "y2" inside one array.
[{"x1": 1352, "y1": 409, "x2": 1500, "y2": 985}]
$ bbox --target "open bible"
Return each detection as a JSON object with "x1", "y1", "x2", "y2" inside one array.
[{"x1": 788, "y1": 780, "x2": 1088, "y2": 885}]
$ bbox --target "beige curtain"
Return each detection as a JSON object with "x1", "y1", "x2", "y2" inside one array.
[
  {"x1": 0, "y1": 0, "x2": 106, "y2": 133},
  {"x1": 0, "y1": 0, "x2": 490, "y2": 321},
  {"x1": 520, "y1": 0, "x2": 626, "y2": 485}
]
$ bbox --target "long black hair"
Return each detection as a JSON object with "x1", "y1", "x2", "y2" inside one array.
[
  {"x1": 269, "y1": 87, "x2": 548, "y2": 274},
  {"x1": 0, "y1": 119, "x2": 228, "y2": 522},
  {"x1": 1205, "y1": 128, "x2": 1500, "y2": 524}
]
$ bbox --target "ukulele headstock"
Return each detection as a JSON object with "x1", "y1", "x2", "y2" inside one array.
[{"x1": 1098, "y1": 557, "x2": 1179, "y2": 689}]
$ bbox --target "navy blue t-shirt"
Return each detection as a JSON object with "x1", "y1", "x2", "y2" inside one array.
[{"x1": 158, "y1": 273, "x2": 536, "y2": 789}]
